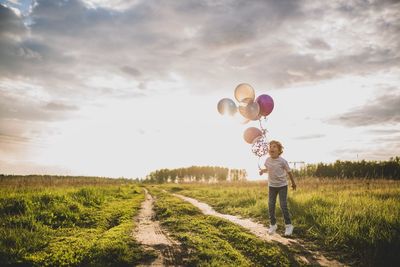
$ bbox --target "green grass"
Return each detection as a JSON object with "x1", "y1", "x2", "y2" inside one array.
[
  {"x1": 161, "y1": 179, "x2": 400, "y2": 266},
  {"x1": 149, "y1": 186, "x2": 299, "y2": 266},
  {"x1": 0, "y1": 179, "x2": 154, "y2": 267},
  {"x1": 3, "y1": 175, "x2": 399, "y2": 266}
]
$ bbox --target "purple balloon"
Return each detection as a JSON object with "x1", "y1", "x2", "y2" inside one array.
[{"x1": 256, "y1": 94, "x2": 274, "y2": 116}]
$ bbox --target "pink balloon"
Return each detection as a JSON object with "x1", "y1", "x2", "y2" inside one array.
[
  {"x1": 238, "y1": 101, "x2": 260, "y2": 120},
  {"x1": 243, "y1": 127, "x2": 263, "y2": 144},
  {"x1": 256, "y1": 94, "x2": 274, "y2": 116}
]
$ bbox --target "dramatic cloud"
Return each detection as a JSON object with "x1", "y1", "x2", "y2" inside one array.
[
  {"x1": 0, "y1": 3, "x2": 25, "y2": 34},
  {"x1": 0, "y1": 90, "x2": 78, "y2": 122},
  {"x1": 1, "y1": 0, "x2": 399, "y2": 92},
  {"x1": 333, "y1": 140, "x2": 400, "y2": 161},
  {"x1": 0, "y1": 4, "x2": 28, "y2": 75},
  {"x1": 329, "y1": 91, "x2": 400, "y2": 127}
]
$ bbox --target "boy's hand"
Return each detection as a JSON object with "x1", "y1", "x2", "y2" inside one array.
[
  {"x1": 291, "y1": 183, "x2": 297, "y2": 190},
  {"x1": 259, "y1": 169, "x2": 265, "y2": 175}
]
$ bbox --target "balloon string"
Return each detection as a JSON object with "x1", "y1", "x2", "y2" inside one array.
[
  {"x1": 259, "y1": 117, "x2": 268, "y2": 137},
  {"x1": 257, "y1": 116, "x2": 269, "y2": 171},
  {"x1": 258, "y1": 156, "x2": 262, "y2": 170}
]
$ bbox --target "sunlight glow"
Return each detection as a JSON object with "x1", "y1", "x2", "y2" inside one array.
[{"x1": 22, "y1": 72, "x2": 398, "y2": 179}]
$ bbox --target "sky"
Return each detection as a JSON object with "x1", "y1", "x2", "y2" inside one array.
[{"x1": 0, "y1": 0, "x2": 399, "y2": 179}]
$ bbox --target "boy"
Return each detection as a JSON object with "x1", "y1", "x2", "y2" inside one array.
[{"x1": 259, "y1": 140, "x2": 296, "y2": 236}]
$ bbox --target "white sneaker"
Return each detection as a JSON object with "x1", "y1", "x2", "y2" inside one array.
[
  {"x1": 284, "y1": 224, "x2": 294, "y2": 236},
  {"x1": 268, "y1": 224, "x2": 277, "y2": 235}
]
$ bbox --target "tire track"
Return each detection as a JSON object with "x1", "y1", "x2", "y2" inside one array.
[
  {"x1": 173, "y1": 193, "x2": 346, "y2": 267},
  {"x1": 133, "y1": 189, "x2": 182, "y2": 266}
]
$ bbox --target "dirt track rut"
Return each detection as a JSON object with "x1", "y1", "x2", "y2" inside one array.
[
  {"x1": 174, "y1": 193, "x2": 346, "y2": 267},
  {"x1": 134, "y1": 189, "x2": 181, "y2": 266}
]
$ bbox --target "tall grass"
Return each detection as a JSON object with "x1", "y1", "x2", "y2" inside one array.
[
  {"x1": 0, "y1": 176, "x2": 152, "y2": 266},
  {"x1": 162, "y1": 179, "x2": 400, "y2": 266},
  {"x1": 0, "y1": 174, "x2": 135, "y2": 188}
]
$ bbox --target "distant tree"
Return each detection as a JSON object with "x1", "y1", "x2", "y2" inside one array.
[
  {"x1": 292, "y1": 157, "x2": 400, "y2": 179},
  {"x1": 145, "y1": 166, "x2": 247, "y2": 183}
]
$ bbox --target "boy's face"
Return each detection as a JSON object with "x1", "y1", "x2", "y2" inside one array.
[{"x1": 269, "y1": 143, "x2": 280, "y2": 158}]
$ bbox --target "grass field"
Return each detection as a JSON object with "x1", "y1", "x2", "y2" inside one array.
[
  {"x1": 161, "y1": 178, "x2": 400, "y2": 266},
  {"x1": 0, "y1": 176, "x2": 154, "y2": 266},
  {"x1": 148, "y1": 186, "x2": 299, "y2": 266},
  {"x1": 1, "y1": 175, "x2": 399, "y2": 266}
]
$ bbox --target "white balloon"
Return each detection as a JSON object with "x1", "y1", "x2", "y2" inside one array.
[{"x1": 251, "y1": 136, "x2": 269, "y2": 157}]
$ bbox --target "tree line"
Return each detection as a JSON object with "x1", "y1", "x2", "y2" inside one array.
[
  {"x1": 144, "y1": 166, "x2": 247, "y2": 183},
  {"x1": 292, "y1": 157, "x2": 400, "y2": 179}
]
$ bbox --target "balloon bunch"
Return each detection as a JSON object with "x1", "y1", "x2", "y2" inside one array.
[{"x1": 217, "y1": 83, "x2": 275, "y2": 169}]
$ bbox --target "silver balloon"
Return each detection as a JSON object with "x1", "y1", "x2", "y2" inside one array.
[{"x1": 217, "y1": 98, "x2": 237, "y2": 116}]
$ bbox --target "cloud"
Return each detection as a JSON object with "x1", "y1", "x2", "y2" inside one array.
[
  {"x1": 328, "y1": 92, "x2": 400, "y2": 127},
  {"x1": 0, "y1": 0, "x2": 399, "y2": 176},
  {"x1": 81, "y1": 0, "x2": 140, "y2": 11},
  {"x1": 333, "y1": 141, "x2": 400, "y2": 161},
  {"x1": 0, "y1": 117, "x2": 49, "y2": 158},
  {"x1": 1, "y1": 0, "x2": 399, "y2": 94},
  {"x1": 0, "y1": 88, "x2": 78, "y2": 122},
  {"x1": 307, "y1": 38, "x2": 331, "y2": 50},
  {"x1": 1, "y1": 0, "x2": 398, "y2": 143},
  {"x1": 121, "y1": 66, "x2": 142, "y2": 77},
  {"x1": 194, "y1": 0, "x2": 302, "y2": 48},
  {"x1": 1, "y1": 0, "x2": 399, "y2": 116},
  {"x1": 0, "y1": 4, "x2": 78, "y2": 87},
  {"x1": 0, "y1": 4, "x2": 28, "y2": 75},
  {"x1": 45, "y1": 102, "x2": 79, "y2": 111},
  {"x1": 0, "y1": 78, "x2": 78, "y2": 156},
  {"x1": 0, "y1": 4, "x2": 25, "y2": 35},
  {"x1": 368, "y1": 128, "x2": 400, "y2": 135},
  {"x1": 0, "y1": 133, "x2": 30, "y2": 151},
  {"x1": 294, "y1": 134, "x2": 325, "y2": 140}
]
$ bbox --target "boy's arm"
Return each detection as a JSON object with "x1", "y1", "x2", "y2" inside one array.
[
  {"x1": 259, "y1": 160, "x2": 268, "y2": 175},
  {"x1": 259, "y1": 168, "x2": 268, "y2": 175},
  {"x1": 288, "y1": 171, "x2": 297, "y2": 190}
]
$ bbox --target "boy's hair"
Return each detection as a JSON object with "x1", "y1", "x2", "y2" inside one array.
[{"x1": 269, "y1": 140, "x2": 284, "y2": 155}]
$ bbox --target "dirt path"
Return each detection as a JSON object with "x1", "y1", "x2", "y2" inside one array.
[
  {"x1": 174, "y1": 193, "x2": 346, "y2": 267},
  {"x1": 133, "y1": 189, "x2": 181, "y2": 266}
]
